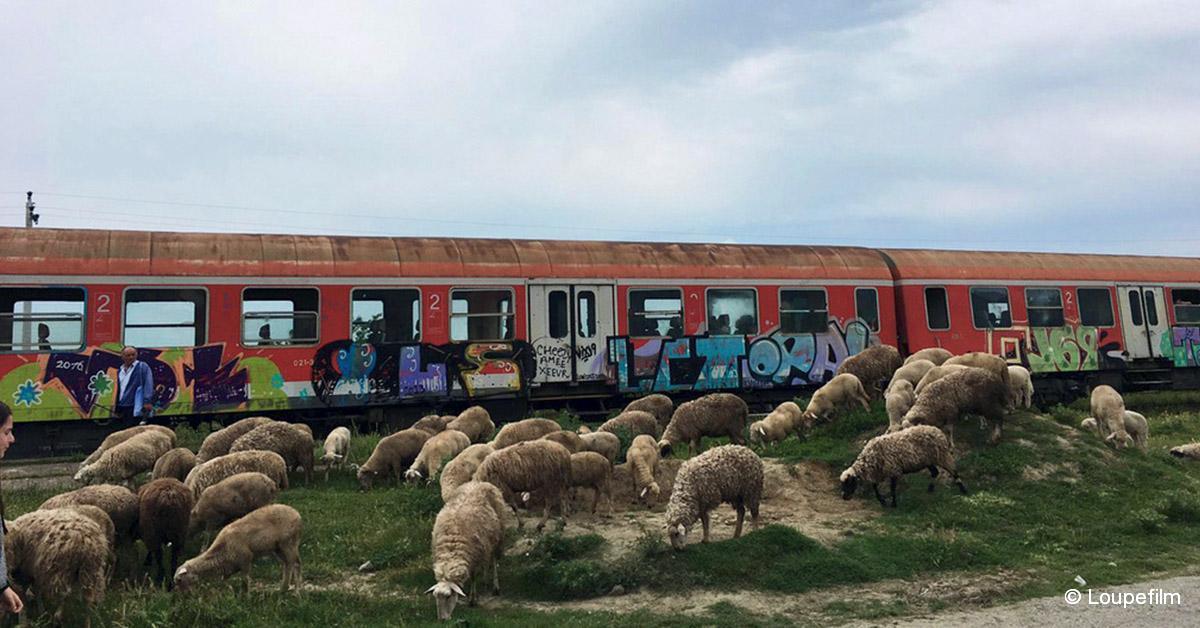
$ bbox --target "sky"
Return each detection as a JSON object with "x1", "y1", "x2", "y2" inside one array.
[{"x1": 2, "y1": 1, "x2": 1198, "y2": 256}]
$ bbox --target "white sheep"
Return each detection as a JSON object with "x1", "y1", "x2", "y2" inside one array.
[
  {"x1": 840, "y1": 424, "x2": 966, "y2": 508},
  {"x1": 658, "y1": 393, "x2": 748, "y2": 458},
  {"x1": 79, "y1": 424, "x2": 175, "y2": 472},
  {"x1": 174, "y1": 504, "x2": 303, "y2": 594},
  {"x1": 1081, "y1": 411, "x2": 1148, "y2": 451},
  {"x1": 579, "y1": 431, "x2": 621, "y2": 464},
  {"x1": 624, "y1": 394, "x2": 674, "y2": 433},
  {"x1": 446, "y1": 406, "x2": 495, "y2": 443},
  {"x1": 599, "y1": 410, "x2": 660, "y2": 440},
  {"x1": 184, "y1": 450, "x2": 289, "y2": 499},
  {"x1": 321, "y1": 426, "x2": 352, "y2": 481},
  {"x1": 440, "y1": 443, "x2": 495, "y2": 502},
  {"x1": 748, "y1": 401, "x2": 803, "y2": 446},
  {"x1": 188, "y1": 472, "x2": 279, "y2": 545},
  {"x1": 1170, "y1": 442, "x2": 1200, "y2": 460},
  {"x1": 902, "y1": 368, "x2": 1009, "y2": 445},
  {"x1": 195, "y1": 417, "x2": 274, "y2": 463},
  {"x1": 665, "y1": 445, "x2": 763, "y2": 549},
  {"x1": 887, "y1": 359, "x2": 936, "y2": 392},
  {"x1": 943, "y1": 352, "x2": 1012, "y2": 401},
  {"x1": 569, "y1": 452, "x2": 614, "y2": 515},
  {"x1": 1090, "y1": 385, "x2": 1132, "y2": 449},
  {"x1": 1007, "y1": 365, "x2": 1034, "y2": 409},
  {"x1": 406, "y1": 429, "x2": 471, "y2": 483},
  {"x1": 229, "y1": 421, "x2": 316, "y2": 484},
  {"x1": 427, "y1": 481, "x2": 510, "y2": 621},
  {"x1": 152, "y1": 447, "x2": 198, "y2": 482},
  {"x1": 472, "y1": 439, "x2": 571, "y2": 531},
  {"x1": 490, "y1": 418, "x2": 562, "y2": 449},
  {"x1": 74, "y1": 430, "x2": 174, "y2": 485},
  {"x1": 904, "y1": 347, "x2": 953, "y2": 366},
  {"x1": 541, "y1": 430, "x2": 584, "y2": 453},
  {"x1": 802, "y1": 373, "x2": 871, "y2": 424},
  {"x1": 5, "y1": 509, "x2": 113, "y2": 627},
  {"x1": 625, "y1": 434, "x2": 661, "y2": 504},
  {"x1": 355, "y1": 428, "x2": 433, "y2": 490},
  {"x1": 913, "y1": 364, "x2": 972, "y2": 395},
  {"x1": 885, "y1": 379, "x2": 916, "y2": 433},
  {"x1": 40, "y1": 484, "x2": 139, "y2": 545}
]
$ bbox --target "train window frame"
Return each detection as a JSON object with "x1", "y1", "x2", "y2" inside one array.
[
  {"x1": 924, "y1": 286, "x2": 951, "y2": 331},
  {"x1": 779, "y1": 287, "x2": 829, "y2": 334},
  {"x1": 1172, "y1": 288, "x2": 1200, "y2": 324},
  {"x1": 1025, "y1": 287, "x2": 1065, "y2": 327},
  {"x1": 705, "y1": 287, "x2": 759, "y2": 336},
  {"x1": 1078, "y1": 288, "x2": 1115, "y2": 327},
  {"x1": 122, "y1": 286, "x2": 209, "y2": 348},
  {"x1": 0, "y1": 286, "x2": 87, "y2": 353},
  {"x1": 969, "y1": 286, "x2": 1013, "y2": 330},
  {"x1": 548, "y1": 289, "x2": 570, "y2": 339},
  {"x1": 855, "y1": 287, "x2": 880, "y2": 333},
  {"x1": 241, "y1": 287, "x2": 321, "y2": 347},
  {"x1": 450, "y1": 287, "x2": 516, "y2": 342},
  {"x1": 350, "y1": 287, "x2": 422, "y2": 344},
  {"x1": 577, "y1": 290, "x2": 597, "y2": 338},
  {"x1": 628, "y1": 288, "x2": 684, "y2": 338}
]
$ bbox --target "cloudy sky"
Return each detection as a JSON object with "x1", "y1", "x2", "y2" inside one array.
[{"x1": 2, "y1": 1, "x2": 1198, "y2": 255}]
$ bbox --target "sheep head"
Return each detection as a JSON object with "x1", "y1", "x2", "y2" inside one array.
[
  {"x1": 355, "y1": 466, "x2": 376, "y2": 491},
  {"x1": 667, "y1": 522, "x2": 689, "y2": 550},
  {"x1": 173, "y1": 564, "x2": 199, "y2": 591},
  {"x1": 427, "y1": 581, "x2": 466, "y2": 621},
  {"x1": 404, "y1": 469, "x2": 424, "y2": 484},
  {"x1": 839, "y1": 468, "x2": 859, "y2": 500},
  {"x1": 657, "y1": 440, "x2": 673, "y2": 458}
]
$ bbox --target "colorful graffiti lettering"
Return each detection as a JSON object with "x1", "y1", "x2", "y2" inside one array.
[
  {"x1": 1026, "y1": 326, "x2": 1100, "y2": 373},
  {"x1": 1167, "y1": 327, "x2": 1200, "y2": 367},
  {"x1": 183, "y1": 345, "x2": 250, "y2": 409}
]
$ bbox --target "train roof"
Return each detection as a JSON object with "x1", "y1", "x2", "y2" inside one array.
[{"x1": 882, "y1": 248, "x2": 1200, "y2": 284}]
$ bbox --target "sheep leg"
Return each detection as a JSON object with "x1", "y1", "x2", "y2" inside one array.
[
  {"x1": 889, "y1": 477, "x2": 898, "y2": 508},
  {"x1": 749, "y1": 499, "x2": 760, "y2": 530},
  {"x1": 872, "y1": 483, "x2": 887, "y2": 507},
  {"x1": 591, "y1": 487, "x2": 600, "y2": 514},
  {"x1": 927, "y1": 466, "x2": 939, "y2": 493},
  {"x1": 700, "y1": 511, "x2": 711, "y2": 543},
  {"x1": 733, "y1": 502, "x2": 745, "y2": 538},
  {"x1": 535, "y1": 499, "x2": 551, "y2": 532},
  {"x1": 952, "y1": 471, "x2": 968, "y2": 495},
  {"x1": 492, "y1": 555, "x2": 501, "y2": 595},
  {"x1": 989, "y1": 414, "x2": 1004, "y2": 444},
  {"x1": 169, "y1": 542, "x2": 182, "y2": 591}
]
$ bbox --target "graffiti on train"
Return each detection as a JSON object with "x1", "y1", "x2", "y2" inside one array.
[
  {"x1": 1167, "y1": 327, "x2": 1200, "y2": 367},
  {"x1": 531, "y1": 337, "x2": 607, "y2": 382},
  {"x1": 606, "y1": 320, "x2": 872, "y2": 393},
  {"x1": 1023, "y1": 326, "x2": 1123, "y2": 373}
]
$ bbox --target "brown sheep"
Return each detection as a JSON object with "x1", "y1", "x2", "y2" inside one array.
[
  {"x1": 835, "y1": 344, "x2": 903, "y2": 398},
  {"x1": 137, "y1": 478, "x2": 194, "y2": 588},
  {"x1": 623, "y1": 394, "x2": 674, "y2": 433},
  {"x1": 152, "y1": 447, "x2": 198, "y2": 482}
]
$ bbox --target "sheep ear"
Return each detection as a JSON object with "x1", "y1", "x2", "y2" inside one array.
[
  {"x1": 425, "y1": 585, "x2": 437, "y2": 595},
  {"x1": 640, "y1": 487, "x2": 648, "y2": 498},
  {"x1": 175, "y1": 566, "x2": 187, "y2": 576},
  {"x1": 451, "y1": 583, "x2": 466, "y2": 598},
  {"x1": 677, "y1": 524, "x2": 685, "y2": 536},
  {"x1": 349, "y1": 463, "x2": 360, "y2": 471},
  {"x1": 520, "y1": 492, "x2": 531, "y2": 503}
]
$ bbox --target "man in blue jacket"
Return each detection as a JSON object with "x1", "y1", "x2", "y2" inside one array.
[{"x1": 115, "y1": 346, "x2": 154, "y2": 422}]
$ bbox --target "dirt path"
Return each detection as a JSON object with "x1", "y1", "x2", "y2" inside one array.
[{"x1": 1, "y1": 460, "x2": 77, "y2": 491}]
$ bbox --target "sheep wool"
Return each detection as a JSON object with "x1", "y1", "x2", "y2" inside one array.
[
  {"x1": 623, "y1": 394, "x2": 674, "y2": 432},
  {"x1": 5, "y1": 508, "x2": 112, "y2": 627},
  {"x1": 913, "y1": 364, "x2": 972, "y2": 395},
  {"x1": 625, "y1": 434, "x2": 661, "y2": 503},
  {"x1": 840, "y1": 424, "x2": 966, "y2": 508},
  {"x1": 322, "y1": 426, "x2": 352, "y2": 481},
  {"x1": 472, "y1": 439, "x2": 571, "y2": 531},
  {"x1": 904, "y1": 347, "x2": 954, "y2": 366},
  {"x1": 658, "y1": 393, "x2": 749, "y2": 458},
  {"x1": 1170, "y1": 443, "x2": 1200, "y2": 460},
  {"x1": 490, "y1": 418, "x2": 562, "y2": 449},
  {"x1": 1085, "y1": 413, "x2": 1148, "y2": 451},
  {"x1": 188, "y1": 471, "x2": 279, "y2": 540},
  {"x1": 356, "y1": 428, "x2": 432, "y2": 490},
  {"x1": 665, "y1": 445, "x2": 763, "y2": 549},
  {"x1": 411, "y1": 414, "x2": 451, "y2": 434},
  {"x1": 137, "y1": 478, "x2": 194, "y2": 587},
  {"x1": 446, "y1": 406, "x2": 496, "y2": 443},
  {"x1": 185, "y1": 450, "x2": 289, "y2": 499},
  {"x1": 1090, "y1": 385, "x2": 1132, "y2": 449},
  {"x1": 888, "y1": 359, "x2": 936, "y2": 392},
  {"x1": 802, "y1": 374, "x2": 871, "y2": 424},
  {"x1": 79, "y1": 424, "x2": 175, "y2": 472},
  {"x1": 428, "y1": 481, "x2": 509, "y2": 621},
  {"x1": 749, "y1": 401, "x2": 803, "y2": 446},
  {"x1": 440, "y1": 443, "x2": 495, "y2": 502},
  {"x1": 152, "y1": 447, "x2": 198, "y2": 482},
  {"x1": 943, "y1": 352, "x2": 1012, "y2": 399},
  {"x1": 902, "y1": 368, "x2": 1009, "y2": 445},
  {"x1": 230, "y1": 421, "x2": 316, "y2": 483},
  {"x1": 174, "y1": 504, "x2": 303, "y2": 594},
  {"x1": 195, "y1": 416, "x2": 274, "y2": 463},
  {"x1": 541, "y1": 430, "x2": 584, "y2": 453},
  {"x1": 74, "y1": 430, "x2": 174, "y2": 485},
  {"x1": 598, "y1": 410, "x2": 660, "y2": 440},
  {"x1": 885, "y1": 380, "x2": 916, "y2": 433},
  {"x1": 406, "y1": 429, "x2": 471, "y2": 483},
  {"x1": 569, "y1": 452, "x2": 614, "y2": 515},
  {"x1": 1007, "y1": 365, "x2": 1034, "y2": 409},
  {"x1": 40, "y1": 484, "x2": 140, "y2": 543},
  {"x1": 835, "y1": 344, "x2": 903, "y2": 397},
  {"x1": 578, "y1": 431, "x2": 620, "y2": 464}
]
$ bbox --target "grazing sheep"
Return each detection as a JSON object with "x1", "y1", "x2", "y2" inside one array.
[
  {"x1": 137, "y1": 478, "x2": 194, "y2": 588},
  {"x1": 749, "y1": 401, "x2": 803, "y2": 446},
  {"x1": 569, "y1": 452, "x2": 614, "y2": 515},
  {"x1": 195, "y1": 416, "x2": 274, "y2": 463},
  {"x1": 40, "y1": 484, "x2": 139, "y2": 544},
  {"x1": 1170, "y1": 443, "x2": 1200, "y2": 460},
  {"x1": 598, "y1": 410, "x2": 660, "y2": 440},
  {"x1": 185, "y1": 450, "x2": 289, "y2": 499},
  {"x1": 902, "y1": 368, "x2": 1009, "y2": 445},
  {"x1": 1081, "y1": 412, "x2": 1149, "y2": 451},
  {"x1": 577, "y1": 431, "x2": 620, "y2": 464},
  {"x1": 490, "y1": 418, "x2": 562, "y2": 449},
  {"x1": 802, "y1": 373, "x2": 871, "y2": 424},
  {"x1": 943, "y1": 352, "x2": 1012, "y2": 399},
  {"x1": 406, "y1": 430, "x2": 472, "y2": 483},
  {"x1": 74, "y1": 430, "x2": 174, "y2": 485},
  {"x1": 446, "y1": 406, "x2": 495, "y2": 443},
  {"x1": 427, "y1": 481, "x2": 509, "y2": 621},
  {"x1": 188, "y1": 472, "x2": 279, "y2": 542},
  {"x1": 665, "y1": 445, "x2": 763, "y2": 549},
  {"x1": 355, "y1": 428, "x2": 432, "y2": 490},
  {"x1": 888, "y1": 359, "x2": 936, "y2": 392},
  {"x1": 913, "y1": 364, "x2": 972, "y2": 395},
  {"x1": 59, "y1": 505, "x2": 116, "y2": 552},
  {"x1": 230, "y1": 421, "x2": 316, "y2": 484},
  {"x1": 412, "y1": 414, "x2": 451, "y2": 434},
  {"x1": 174, "y1": 504, "x2": 303, "y2": 594},
  {"x1": 657, "y1": 393, "x2": 749, "y2": 458},
  {"x1": 79, "y1": 424, "x2": 175, "y2": 472},
  {"x1": 440, "y1": 444, "x2": 495, "y2": 502},
  {"x1": 541, "y1": 430, "x2": 584, "y2": 453},
  {"x1": 624, "y1": 394, "x2": 674, "y2": 433},
  {"x1": 152, "y1": 447, "x2": 198, "y2": 482},
  {"x1": 625, "y1": 434, "x2": 661, "y2": 503},
  {"x1": 905, "y1": 347, "x2": 954, "y2": 366},
  {"x1": 1007, "y1": 365, "x2": 1034, "y2": 409},
  {"x1": 472, "y1": 440, "x2": 571, "y2": 531},
  {"x1": 321, "y1": 426, "x2": 352, "y2": 481},
  {"x1": 840, "y1": 424, "x2": 966, "y2": 508},
  {"x1": 885, "y1": 380, "x2": 916, "y2": 433},
  {"x1": 1090, "y1": 385, "x2": 1132, "y2": 449},
  {"x1": 835, "y1": 344, "x2": 903, "y2": 398},
  {"x1": 5, "y1": 509, "x2": 112, "y2": 628}
]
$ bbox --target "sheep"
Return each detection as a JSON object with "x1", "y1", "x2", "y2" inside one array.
[
  {"x1": 5, "y1": 509, "x2": 112, "y2": 628},
  {"x1": 490, "y1": 418, "x2": 562, "y2": 449},
  {"x1": 1170, "y1": 443, "x2": 1200, "y2": 460},
  {"x1": 427, "y1": 481, "x2": 509, "y2": 621},
  {"x1": 1081, "y1": 411, "x2": 1149, "y2": 451},
  {"x1": 885, "y1": 379, "x2": 916, "y2": 433},
  {"x1": 406, "y1": 429, "x2": 471, "y2": 483},
  {"x1": 657, "y1": 393, "x2": 749, "y2": 458},
  {"x1": 578, "y1": 431, "x2": 620, "y2": 464},
  {"x1": 624, "y1": 394, "x2": 674, "y2": 433},
  {"x1": 901, "y1": 368, "x2": 1009, "y2": 445},
  {"x1": 835, "y1": 344, "x2": 903, "y2": 398},
  {"x1": 188, "y1": 472, "x2": 279, "y2": 544},
  {"x1": 541, "y1": 429, "x2": 584, "y2": 453},
  {"x1": 137, "y1": 478, "x2": 194, "y2": 588},
  {"x1": 195, "y1": 416, "x2": 274, "y2": 463},
  {"x1": 887, "y1": 359, "x2": 936, "y2": 392},
  {"x1": 904, "y1": 347, "x2": 954, "y2": 366},
  {"x1": 1007, "y1": 365, "x2": 1034, "y2": 409},
  {"x1": 74, "y1": 430, "x2": 174, "y2": 485},
  {"x1": 802, "y1": 374, "x2": 871, "y2": 424},
  {"x1": 943, "y1": 352, "x2": 1012, "y2": 399},
  {"x1": 1090, "y1": 385, "x2": 1132, "y2": 449},
  {"x1": 472, "y1": 439, "x2": 571, "y2": 531},
  {"x1": 185, "y1": 450, "x2": 289, "y2": 499},
  {"x1": 625, "y1": 434, "x2": 661, "y2": 503},
  {"x1": 321, "y1": 426, "x2": 352, "y2": 481},
  {"x1": 355, "y1": 428, "x2": 432, "y2": 490},
  {"x1": 598, "y1": 410, "x2": 660, "y2": 440},
  {"x1": 439, "y1": 443, "x2": 495, "y2": 502},
  {"x1": 569, "y1": 452, "x2": 614, "y2": 515},
  {"x1": 446, "y1": 406, "x2": 495, "y2": 443},
  {"x1": 913, "y1": 364, "x2": 972, "y2": 395},
  {"x1": 412, "y1": 414, "x2": 451, "y2": 434},
  {"x1": 229, "y1": 421, "x2": 316, "y2": 483},
  {"x1": 40, "y1": 484, "x2": 139, "y2": 544},
  {"x1": 665, "y1": 445, "x2": 763, "y2": 550},
  {"x1": 749, "y1": 401, "x2": 803, "y2": 446},
  {"x1": 152, "y1": 447, "x2": 198, "y2": 482},
  {"x1": 840, "y1": 424, "x2": 966, "y2": 508},
  {"x1": 79, "y1": 424, "x2": 175, "y2": 472},
  {"x1": 174, "y1": 504, "x2": 303, "y2": 594},
  {"x1": 58, "y1": 504, "x2": 116, "y2": 552}
]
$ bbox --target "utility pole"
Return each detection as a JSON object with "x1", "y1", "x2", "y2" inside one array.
[
  {"x1": 20, "y1": 191, "x2": 37, "y2": 349},
  {"x1": 25, "y1": 191, "x2": 39, "y2": 228}
]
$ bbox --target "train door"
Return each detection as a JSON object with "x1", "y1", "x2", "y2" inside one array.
[
  {"x1": 1118, "y1": 285, "x2": 1169, "y2": 359},
  {"x1": 528, "y1": 284, "x2": 614, "y2": 383}
]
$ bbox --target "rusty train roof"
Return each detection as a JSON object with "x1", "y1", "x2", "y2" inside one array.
[
  {"x1": 882, "y1": 248, "x2": 1200, "y2": 284},
  {"x1": 0, "y1": 227, "x2": 891, "y2": 280}
]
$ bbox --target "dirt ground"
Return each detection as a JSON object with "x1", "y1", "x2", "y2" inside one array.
[{"x1": 0, "y1": 461, "x2": 77, "y2": 491}]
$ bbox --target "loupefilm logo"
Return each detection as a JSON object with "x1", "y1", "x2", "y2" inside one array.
[{"x1": 1064, "y1": 587, "x2": 1182, "y2": 608}]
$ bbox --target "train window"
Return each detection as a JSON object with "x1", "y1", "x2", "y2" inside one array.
[
  {"x1": 351, "y1": 288, "x2": 420, "y2": 343},
  {"x1": 628, "y1": 289, "x2": 683, "y2": 338},
  {"x1": 780, "y1": 289, "x2": 827, "y2": 334},
  {"x1": 1078, "y1": 288, "x2": 1115, "y2": 327},
  {"x1": 577, "y1": 290, "x2": 596, "y2": 338},
  {"x1": 0, "y1": 287, "x2": 86, "y2": 352},
  {"x1": 1025, "y1": 288, "x2": 1065, "y2": 327},
  {"x1": 242, "y1": 288, "x2": 319, "y2": 346},
  {"x1": 970, "y1": 287, "x2": 1012, "y2": 329},
  {"x1": 707, "y1": 289, "x2": 758, "y2": 335},
  {"x1": 924, "y1": 287, "x2": 950, "y2": 331},
  {"x1": 548, "y1": 290, "x2": 569, "y2": 339},
  {"x1": 1127, "y1": 290, "x2": 1144, "y2": 327},
  {"x1": 855, "y1": 288, "x2": 880, "y2": 332},
  {"x1": 450, "y1": 288, "x2": 515, "y2": 341},
  {"x1": 1144, "y1": 292, "x2": 1159, "y2": 326},
  {"x1": 1172, "y1": 289, "x2": 1200, "y2": 324},
  {"x1": 124, "y1": 288, "x2": 207, "y2": 347}
]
